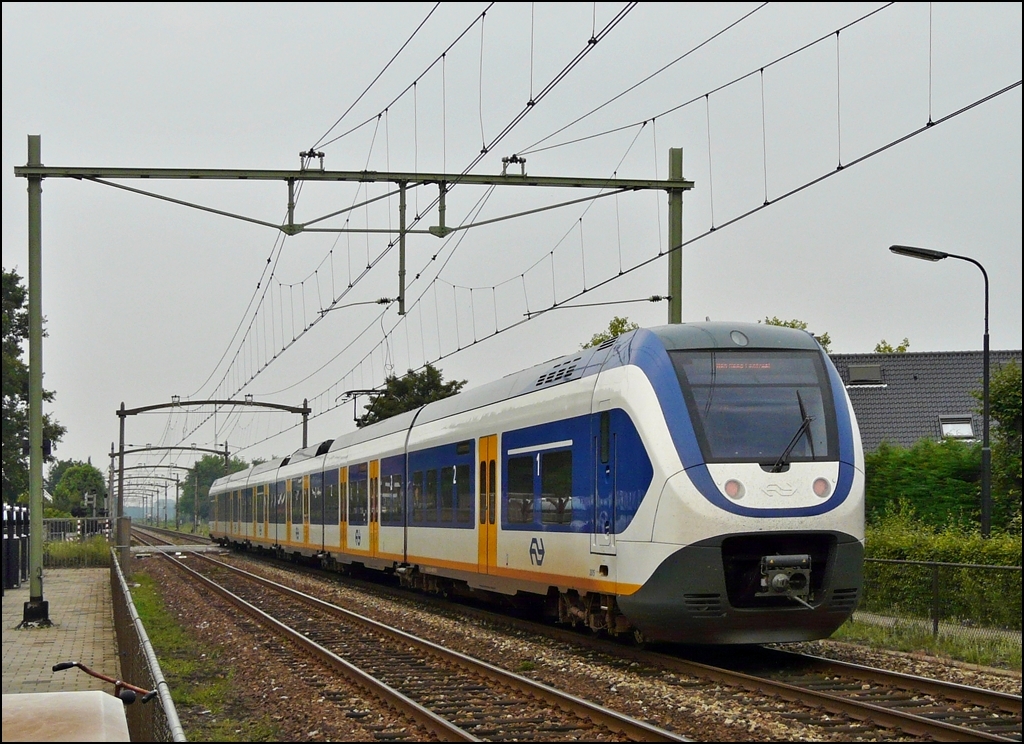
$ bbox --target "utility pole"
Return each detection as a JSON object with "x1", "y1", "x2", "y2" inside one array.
[{"x1": 20, "y1": 135, "x2": 49, "y2": 627}]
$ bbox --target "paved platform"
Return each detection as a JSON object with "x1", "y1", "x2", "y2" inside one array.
[{"x1": 2, "y1": 568, "x2": 120, "y2": 695}]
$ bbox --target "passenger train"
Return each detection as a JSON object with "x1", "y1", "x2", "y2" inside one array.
[{"x1": 210, "y1": 322, "x2": 864, "y2": 644}]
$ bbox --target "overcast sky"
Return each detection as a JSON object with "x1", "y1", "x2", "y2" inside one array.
[{"x1": 3, "y1": 3, "x2": 1021, "y2": 487}]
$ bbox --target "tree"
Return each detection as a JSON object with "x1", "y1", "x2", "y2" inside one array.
[
  {"x1": 760, "y1": 316, "x2": 832, "y2": 352},
  {"x1": 974, "y1": 360, "x2": 1022, "y2": 529},
  {"x1": 52, "y1": 461, "x2": 107, "y2": 517},
  {"x1": 357, "y1": 364, "x2": 467, "y2": 428},
  {"x1": 177, "y1": 454, "x2": 252, "y2": 525},
  {"x1": 45, "y1": 458, "x2": 79, "y2": 495},
  {"x1": 875, "y1": 337, "x2": 911, "y2": 353},
  {"x1": 2, "y1": 266, "x2": 65, "y2": 505},
  {"x1": 581, "y1": 316, "x2": 640, "y2": 349}
]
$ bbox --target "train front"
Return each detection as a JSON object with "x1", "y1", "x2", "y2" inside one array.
[{"x1": 614, "y1": 323, "x2": 864, "y2": 644}]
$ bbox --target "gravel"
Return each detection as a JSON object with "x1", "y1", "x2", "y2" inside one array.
[{"x1": 136, "y1": 551, "x2": 1021, "y2": 742}]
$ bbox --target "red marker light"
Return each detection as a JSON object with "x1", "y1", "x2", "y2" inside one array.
[
  {"x1": 724, "y1": 479, "x2": 745, "y2": 500},
  {"x1": 813, "y1": 478, "x2": 831, "y2": 498}
]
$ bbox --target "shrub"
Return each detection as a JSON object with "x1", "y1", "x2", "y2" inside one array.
[
  {"x1": 861, "y1": 504, "x2": 1022, "y2": 630},
  {"x1": 865, "y1": 438, "x2": 982, "y2": 528}
]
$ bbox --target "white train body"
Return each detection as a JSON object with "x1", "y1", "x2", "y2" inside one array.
[{"x1": 210, "y1": 323, "x2": 865, "y2": 643}]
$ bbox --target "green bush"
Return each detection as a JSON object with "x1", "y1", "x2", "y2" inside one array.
[
  {"x1": 865, "y1": 439, "x2": 982, "y2": 528},
  {"x1": 861, "y1": 505, "x2": 1022, "y2": 630}
]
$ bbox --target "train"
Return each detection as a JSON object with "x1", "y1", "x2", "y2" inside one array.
[{"x1": 210, "y1": 321, "x2": 864, "y2": 644}]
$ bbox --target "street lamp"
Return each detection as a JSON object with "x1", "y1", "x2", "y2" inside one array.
[{"x1": 889, "y1": 244, "x2": 991, "y2": 537}]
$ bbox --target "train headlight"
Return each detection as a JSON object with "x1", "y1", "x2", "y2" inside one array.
[
  {"x1": 724, "y1": 479, "x2": 745, "y2": 500},
  {"x1": 812, "y1": 478, "x2": 831, "y2": 498}
]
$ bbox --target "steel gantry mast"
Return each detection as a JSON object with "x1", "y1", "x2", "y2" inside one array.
[{"x1": 15, "y1": 137, "x2": 692, "y2": 623}]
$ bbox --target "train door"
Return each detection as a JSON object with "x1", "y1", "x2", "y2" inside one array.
[
  {"x1": 591, "y1": 411, "x2": 617, "y2": 555},
  {"x1": 302, "y1": 474, "x2": 311, "y2": 546},
  {"x1": 340, "y1": 467, "x2": 348, "y2": 552},
  {"x1": 262, "y1": 484, "x2": 269, "y2": 539},
  {"x1": 477, "y1": 435, "x2": 498, "y2": 574},
  {"x1": 369, "y1": 460, "x2": 380, "y2": 558}
]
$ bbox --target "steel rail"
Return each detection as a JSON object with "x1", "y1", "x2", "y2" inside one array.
[
  {"x1": 154, "y1": 549, "x2": 476, "y2": 742},
  {"x1": 193, "y1": 554, "x2": 687, "y2": 742},
  {"x1": 764, "y1": 647, "x2": 1022, "y2": 715},
  {"x1": 280, "y1": 559, "x2": 1017, "y2": 742}
]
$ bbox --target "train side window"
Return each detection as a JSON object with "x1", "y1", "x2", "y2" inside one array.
[
  {"x1": 507, "y1": 456, "x2": 535, "y2": 524},
  {"x1": 310, "y1": 472, "x2": 324, "y2": 526},
  {"x1": 440, "y1": 466, "x2": 455, "y2": 522},
  {"x1": 340, "y1": 478, "x2": 347, "y2": 524},
  {"x1": 291, "y1": 480, "x2": 303, "y2": 524},
  {"x1": 411, "y1": 471, "x2": 425, "y2": 523},
  {"x1": 425, "y1": 469, "x2": 438, "y2": 523},
  {"x1": 381, "y1": 473, "x2": 404, "y2": 524},
  {"x1": 456, "y1": 463, "x2": 472, "y2": 523},
  {"x1": 349, "y1": 467, "x2": 368, "y2": 526},
  {"x1": 275, "y1": 482, "x2": 286, "y2": 525},
  {"x1": 324, "y1": 472, "x2": 339, "y2": 525},
  {"x1": 540, "y1": 449, "x2": 573, "y2": 525},
  {"x1": 600, "y1": 411, "x2": 610, "y2": 464},
  {"x1": 479, "y1": 462, "x2": 487, "y2": 525},
  {"x1": 489, "y1": 459, "x2": 496, "y2": 525}
]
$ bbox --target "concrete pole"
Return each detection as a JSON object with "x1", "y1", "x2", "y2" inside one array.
[
  {"x1": 22, "y1": 135, "x2": 50, "y2": 625},
  {"x1": 117, "y1": 404, "x2": 130, "y2": 575}
]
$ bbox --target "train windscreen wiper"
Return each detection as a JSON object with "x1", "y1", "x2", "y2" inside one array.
[{"x1": 771, "y1": 391, "x2": 813, "y2": 473}]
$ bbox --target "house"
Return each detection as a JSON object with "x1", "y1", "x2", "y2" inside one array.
[{"x1": 828, "y1": 350, "x2": 1022, "y2": 452}]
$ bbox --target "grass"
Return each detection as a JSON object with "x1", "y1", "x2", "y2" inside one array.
[
  {"x1": 833, "y1": 618, "x2": 1022, "y2": 671},
  {"x1": 43, "y1": 535, "x2": 112, "y2": 567},
  {"x1": 130, "y1": 572, "x2": 281, "y2": 742}
]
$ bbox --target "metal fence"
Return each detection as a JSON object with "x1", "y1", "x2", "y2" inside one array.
[
  {"x1": 42, "y1": 518, "x2": 113, "y2": 568},
  {"x1": 110, "y1": 550, "x2": 187, "y2": 742},
  {"x1": 42, "y1": 517, "x2": 114, "y2": 542},
  {"x1": 854, "y1": 557, "x2": 1022, "y2": 645}
]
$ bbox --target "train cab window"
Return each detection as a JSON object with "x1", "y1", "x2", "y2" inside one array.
[
  {"x1": 507, "y1": 456, "x2": 535, "y2": 524},
  {"x1": 540, "y1": 450, "x2": 573, "y2": 525},
  {"x1": 440, "y1": 466, "x2": 455, "y2": 522},
  {"x1": 456, "y1": 463, "x2": 473, "y2": 523},
  {"x1": 670, "y1": 349, "x2": 838, "y2": 464}
]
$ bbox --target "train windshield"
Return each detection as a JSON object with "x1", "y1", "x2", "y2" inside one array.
[{"x1": 669, "y1": 350, "x2": 838, "y2": 464}]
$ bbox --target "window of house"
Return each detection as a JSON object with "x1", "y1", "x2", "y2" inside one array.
[
  {"x1": 939, "y1": 416, "x2": 975, "y2": 439},
  {"x1": 847, "y1": 364, "x2": 880, "y2": 386}
]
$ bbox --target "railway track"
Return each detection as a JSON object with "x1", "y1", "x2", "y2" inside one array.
[
  {"x1": 216, "y1": 551, "x2": 1021, "y2": 742},
  {"x1": 144, "y1": 545, "x2": 686, "y2": 742}
]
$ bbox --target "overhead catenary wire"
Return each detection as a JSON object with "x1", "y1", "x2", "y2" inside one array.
[
  {"x1": 147, "y1": 4, "x2": 1014, "y2": 459},
  {"x1": 232, "y1": 77, "x2": 1021, "y2": 452}
]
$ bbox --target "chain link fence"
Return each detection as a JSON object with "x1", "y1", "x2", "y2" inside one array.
[
  {"x1": 110, "y1": 550, "x2": 187, "y2": 742},
  {"x1": 854, "y1": 558, "x2": 1022, "y2": 645}
]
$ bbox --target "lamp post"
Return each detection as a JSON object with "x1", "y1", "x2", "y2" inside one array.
[{"x1": 889, "y1": 244, "x2": 991, "y2": 537}]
